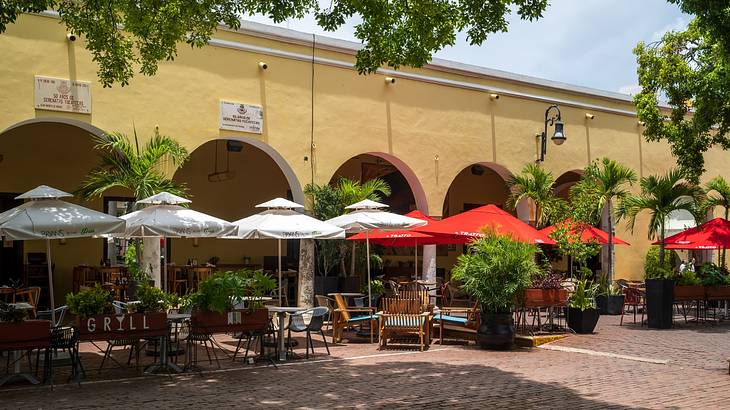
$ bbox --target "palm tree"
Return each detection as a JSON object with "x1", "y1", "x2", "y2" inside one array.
[
  {"x1": 580, "y1": 158, "x2": 637, "y2": 282},
  {"x1": 507, "y1": 163, "x2": 564, "y2": 229},
  {"x1": 336, "y1": 178, "x2": 391, "y2": 209},
  {"x1": 76, "y1": 130, "x2": 189, "y2": 286},
  {"x1": 702, "y1": 176, "x2": 730, "y2": 266},
  {"x1": 617, "y1": 169, "x2": 703, "y2": 267}
]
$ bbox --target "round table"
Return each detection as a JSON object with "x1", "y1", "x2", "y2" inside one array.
[{"x1": 267, "y1": 306, "x2": 307, "y2": 361}]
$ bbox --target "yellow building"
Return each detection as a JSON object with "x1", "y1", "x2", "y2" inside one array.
[{"x1": 1, "y1": 13, "x2": 725, "y2": 304}]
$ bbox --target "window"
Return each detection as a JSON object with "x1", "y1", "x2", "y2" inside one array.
[{"x1": 103, "y1": 197, "x2": 135, "y2": 265}]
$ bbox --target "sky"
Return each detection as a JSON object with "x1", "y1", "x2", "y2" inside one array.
[{"x1": 245, "y1": 0, "x2": 690, "y2": 95}]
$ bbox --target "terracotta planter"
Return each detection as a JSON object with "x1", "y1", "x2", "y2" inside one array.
[
  {"x1": 76, "y1": 312, "x2": 168, "y2": 341},
  {"x1": 673, "y1": 285, "x2": 705, "y2": 301},
  {"x1": 523, "y1": 288, "x2": 567, "y2": 308},
  {"x1": 0, "y1": 320, "x2": 51, "y2": 350},
  {"x1": 523, "y1": 288, "x2": 547, "y2": 308},
  {"x1": 706, "y1": 285, "x2": 730, "y2": 300},
  {"x1": 190, "y1": 309, "x2": 269, "y2": 334}
]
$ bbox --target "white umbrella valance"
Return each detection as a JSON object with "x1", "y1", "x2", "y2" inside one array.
[{"x1": 119, "y1": 205, "x2": 235, "y2": 238}]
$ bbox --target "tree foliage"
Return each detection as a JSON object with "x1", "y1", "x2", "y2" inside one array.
[
  {"x1": 507, "y1": 163, "x2": 566, "y2": 229},
  {"x1": 0, "y1": 1, "x2": 548, "y2": 87},
  {"x1": 634, "y1": 2, "x2": 730, "y2": 183}
]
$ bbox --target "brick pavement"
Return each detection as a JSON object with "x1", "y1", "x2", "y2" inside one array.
[{"x1": 2, "y1": 315, "x2": 730, "y2": 409}]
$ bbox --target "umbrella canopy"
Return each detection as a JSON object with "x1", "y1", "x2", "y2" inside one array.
[
  {"x1": 539, "y1": 219, "x2": 630, "y2": 246},
  {"x1": 347, "y1": 210, "x2": 462, "y2": 246},
  {"x1": 653, "y1": 217, "x2": 730, "y2": 249},
  {"x1": 0, "y1": 185, "x2": 125, "y2": 324},
  {"x1": 228, "y1": 197, "x2": 345, "y2": 305},
  {"x1": 326, "y1": 200, "x2": 428, "y2": 234},
  {"x1": 0, "y1": 185, "x2": 125, "y2": 240},
  {"x1": 416, "y1": 204, "x2": 555, "y2": 245}
]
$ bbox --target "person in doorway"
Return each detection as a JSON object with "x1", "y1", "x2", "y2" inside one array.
[
  {"x1": 689, "y1": 257, "x2": 696, "y2": 272},
  {"x1": 679, "y1": 260, "x2": 687, "y2": 274}
]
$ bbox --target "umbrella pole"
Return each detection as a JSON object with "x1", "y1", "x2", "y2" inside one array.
[
  {"x1": 278, "y1": 239, "x2": 282, "y2": 306},
  {"x1": 162, "y1": 236, "x2": 167, "y2": 292},
  {"x1": 366, "y1": 231, "x2": 372, "y2": 310},
  {"x1": 46, "y1": 239, "x2": 56, "y2": 325},
  {"x1": 415, "y1": 241, "x2": 418, "y2": 281}
]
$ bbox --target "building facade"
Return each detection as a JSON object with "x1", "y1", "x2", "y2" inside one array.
[{"x1": 1, "y1": 13, "x2": 726, "y2": 303}]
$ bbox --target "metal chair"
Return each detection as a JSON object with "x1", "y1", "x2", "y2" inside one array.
[
  {"x1": 287, "y1": 307, "x2": 331, "y2": 359},
  {"x1": 44, "y1": 326, "x2": 84, "y2": 389},
  {"x1": 621, "y1": 286, "x2": 645, "y2": 326},
  {"x1": 36, "y1": 305, "x2": 68, "y2": 327},
  {"x1": 99, "y1": 301, "x2": 142, "y2": 371},
  {"x1": 314, "y1": 295, "x2": 336, "y2": 332}
]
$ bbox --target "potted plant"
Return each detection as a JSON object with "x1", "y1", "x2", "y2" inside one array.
[
  {"x1": 595, "y1": 273, "x2": 625, "y2": 315},
  {"x1": 642, "y1": 246, "x2": 675, "y2": 329},
  {"x1": 188, "y1": 269, "x2": 275, "y2": 333},
  {"x1": 360, "y1": 279, "x2": 385, "y2": 308},
  {"x1": 125, "y1": 244, "x2": 153, "y2": 301},
  {"x1": 525, "y1": 272, "x2": 567, "y2": 308},
  {"x1": 673, "y1": 267, "x2": 704, "y2": 301},
  {"x1": 567, "y1": 268, "x2": 600, "y2": 333},
  {"x1": 452, "y1": 230, "x2": 538, "y2": 350},
  {"x1": 700, "y1": 262, "x2": 730, "y2": 299},
  {"x1": 0, "y1": 301, "x2": 51, "y2": 350},
  {"x1": 68, "y1": 284, "x2": 167, "y2": 341}
]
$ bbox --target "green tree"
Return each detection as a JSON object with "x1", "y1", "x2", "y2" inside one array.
[
  {"x1": 507, "y1": 163, "x2": 566, "y2": 229},
  {"x1": 576, "y1": 158, "x2": 637, "y2": 282},
  {"x1": 617, "y1": 168, "x2": 703, "y2": 267},
  {"x1": 0, "y1": 1, "x2": 548, "y2": 87},
  {"x1": 76, "y1": 129, "x2": 189, "y2": 287},
  {"x1": 633, "y1": 5, "x2": 730, "y2": 184},
  {"x1": 701, "y1": 175, "x2": 730, "y2": 267}
]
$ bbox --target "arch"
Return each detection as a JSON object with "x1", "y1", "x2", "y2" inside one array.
[
  {"x1": 441, "y1": 161, "x2": 515, "y2": 218},
  {"x1": 191, "y1": 134, "x2": 304, "y2": 205},
  {"x1": 1, "y1": 117, "x2": 106, "y2": 138},
  {"x1": 553, "y1": 169, "x2": 584, "y2": 201},
  {"x1": 326, "y1": 151, "x2": 429, "y2": 215}
]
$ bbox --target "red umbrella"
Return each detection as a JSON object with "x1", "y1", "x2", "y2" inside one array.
[
  {"x1": 348, "y1": 210, "x2": 464, "y2": 246},
  {"x1": 653, "y1": 218, "x2": 730, "y2": 249},
  {"x1": 540, "y1": 219, "x2": 630, "y2": 246},
  {"x1": 415, "y1": 204, "x2": 556, "y2": 245}
]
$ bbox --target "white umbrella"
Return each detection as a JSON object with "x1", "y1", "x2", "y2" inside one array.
[
  {"x1": 326, "y1": 199, "x2": 427, "y2": 309},
  {"x1": 228, "y1": 197, "x2": 345, "y2": 305},
  {"x1": 118, "y1": 192, "x2": 236, "y2": 290},
  {"x1": 0, "y1": 185, "x2": 125, "y2": 323}
]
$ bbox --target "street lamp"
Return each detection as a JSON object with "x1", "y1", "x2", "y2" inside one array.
[{"x1": 539, "y1": 104, "x2": 566, "y2": 161}]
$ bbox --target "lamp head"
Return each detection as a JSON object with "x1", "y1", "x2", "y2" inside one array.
[{"x1": 551, "y1": 120, "x2": 566, "y2": 145}]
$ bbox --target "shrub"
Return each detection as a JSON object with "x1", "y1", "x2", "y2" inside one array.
[
  {"x1": 360, "y1": 279, "x2": 385, "y2": 296},
  {"x1": 134, "y1": 284, "x2": 171, "y2": 313},
  {"x1": 644, "y1": 246, "x2": 673, "y2": 280},
  {"x1": 569, "y1": 268, "x2": 599, "y2": 311},
  {"x1": 187, "y1": 269, "x2": 276, "y2": 313},
  {"x1": 66, "y1": 284, "x2": 114, "y2": 318},
  {"x1": 700, "y1": 263, "x2": 730, "y2": 287}
]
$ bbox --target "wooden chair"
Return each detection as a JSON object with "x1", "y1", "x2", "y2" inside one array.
[
  {"x1": 434, "y1": 302, "x2": 480, "y2": 345},
  {"x1": 188, "y1": 267, "x2": 213, "y2": 291},
  {"x1": 167, "y1": 266, "x2": 188, "y2": 295},
  {"x1": 331, "y1": 293, "x2": 377, "y2": 343},
  {"x1": 14, "y1": 287, "x2": 41, "y2": 317},
  {"x1": 378, "y1": 297, "x2": 430, "y2": 351},
  {"x1": 315, "y1": 295, "x2": 336, "y2": 332},
  {"x1": 621, "y1": 286, "x2": 645, "y2": 326}
]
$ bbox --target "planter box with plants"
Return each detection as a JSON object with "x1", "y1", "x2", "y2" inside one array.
[
  {"x1": 451, "y1": 231, "x2": 539, "y2": 350},
  {"x1": 700, "y1": 262, "x2": 730, "y2": 301},
  {"x1": 595, "y1": 274, "x2": 625, "y2": 315},
  {"x1": 67, "y1": 284, "x2": 169, "y2": 341},
  {"x1": 186, "y1": 269, "x2": 276, "y2": 334},
  {"x1": 524, "y1": 273, "x2": 568, "y2": 308},
  {"x1": 673, "y1": 267, "x2": 703, "y2": 301},
  {"x1": 567, "y1": 270, "x2": 600, "y2": 334},
  {"x1": 0, "y1": 302, "x2": 51, "y2": 350}
]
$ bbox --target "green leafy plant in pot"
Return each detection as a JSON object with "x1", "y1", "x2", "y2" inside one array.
[
  {"x1": 567, "y1": 268, "x2": 601, "y2": 333},
  {"x1": 452, "y1": 230, "x2": 538, "y2": 350},
  {"x1": 66, "y1": 284, "x2": 115, "y2": 318},
  {"x1": 360, "y1": 279, "x2": 385, "y2": 308},
  {"x1": 595, "y1": 273, "x2": 625, "y2": 315},
  {"x1": 125, "y1": 243, "x2": 152, "y2": 300}
]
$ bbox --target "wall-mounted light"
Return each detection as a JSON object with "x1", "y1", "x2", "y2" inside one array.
[
  {"x1": 384, "y1": 77, "x2": 396, "y2": 84},
  {"x1": 538, "y1": 104, "x2": 566, "y2": 161},
  {"x1": 258, "y1": 61, "x2": 268, "y2": 70},
  {"x1": 585, "y1": 113, "x2": 595, "y2": 120},
  {"x1": 638, "y1": 121, "x2": 646, "y2": 126},
  {"x1": 66, "y1": 33, "x2": 77, "y2": 42},
  {"x1": 489, "y1": 93, "x2": 500, "y2": 100},
  {"x1": 434, "y1": 154, "x2": 439, "y2": 161}
]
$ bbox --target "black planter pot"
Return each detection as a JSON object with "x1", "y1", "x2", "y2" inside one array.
[
  {"x1": 477, "y1": 312, "x2": 514, "y2": 350},
  {"x1": 646, "y1": 278, "x2": 674, "y2": 329},
  {"x1": 567, "y1": 307, "x2": 599, "y2": 334},
  {"x1": 595, "y1": 295, "x2": 625, "y2": 315}
]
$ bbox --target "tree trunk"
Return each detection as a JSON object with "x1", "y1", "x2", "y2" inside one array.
[
  {"x1": 142, "y1": 237, "x2": 161, "y2": 288},
  {"x1": 724, "y1": 208, "x2": 729, "y2": 268},
  {"x1": 658, "y1": 222, "x2": 666, "y2": 267},
  {"x1": 298, "y1": 239, "x2": 315, "y2": 308},
  {"x1": 607, "y1": 199, "x2": 614, "y2": 283},
  {"x1": 351, "y1": 242, "x2": 356, "y2": 278}
]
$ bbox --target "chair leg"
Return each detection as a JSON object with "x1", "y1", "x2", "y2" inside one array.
[
  {"x1": 203, "y1": 340, "x2": 213, "y2": 365},
  {"x1": 210, "y1": 338, "x2": 221, "y2": 369},
  {"x1": 304, "y1": 332, "x2": 310, "y2": 359},
  {"x1": 620, "y1": 305, "x2": 625, "y2": 326},
  {"x1": 99, "y1": 343, "x2": 113, "y2": 372},
  {"x1": 233, "y1": 333, "x2": 245, "y2": 361},
  {"x1": 320, "y1": 330, "x2": 330, "y2": 355}
]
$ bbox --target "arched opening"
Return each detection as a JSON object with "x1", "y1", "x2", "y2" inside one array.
[
  {"x1": 0, "y1": 118, "x2": 109, "y2": 307},
  {"x1": 440, "y1": 162, "x2": 513, "y2": 278},
  {"x1": 328, "y1": 153, "x2": 427, "y2": 282},
  {"x1": 553, "y1": 170, "x2": 584, "y2": 201},
  {"x1": 171, "y1": 137, "x2": 302, "y2": 281}
]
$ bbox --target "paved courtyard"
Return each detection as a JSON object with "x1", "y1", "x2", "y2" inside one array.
[{"x1": 2, "y1": 314, "x2": 730, "y2": 409}]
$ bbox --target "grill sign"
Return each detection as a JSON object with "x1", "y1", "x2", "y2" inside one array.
[{"x1": 34, "y1": 76, "x2": 91, "y2": 114}]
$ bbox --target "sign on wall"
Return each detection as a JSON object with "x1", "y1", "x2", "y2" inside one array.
[
  {"x1": 220, "y1": 101, "x2": 263, "y2": 134},
  {"x1": 34, "y1": 76, "x2": 91, "y2": 114}
]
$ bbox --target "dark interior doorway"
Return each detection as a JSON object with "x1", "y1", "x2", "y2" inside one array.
[{"x1": 0, "y1": 193, "x2": 23, "y2": 287}]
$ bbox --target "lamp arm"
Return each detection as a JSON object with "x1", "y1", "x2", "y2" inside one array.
[{"x1": 540, "y1": 105, "x2": 562, "y2": 162}]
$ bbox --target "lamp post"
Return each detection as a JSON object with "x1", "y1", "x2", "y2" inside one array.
[{"x1": 539, "y1": 104, "x2": 566, "y2": 161}]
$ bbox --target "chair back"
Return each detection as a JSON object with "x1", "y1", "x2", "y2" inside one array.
[
  {"x1": 307, "y1": 306, "x2": 329, "y2": 331},
  {"x1": 50, "y1": 326, "x2": 78, "y2": 350},
  {"x1": 398, "y1": 289, "x2": 429, "y2": 308},
  {"x1": 14, "y1": 287, "x2": 41, "y2": 316},
  {"x1": 388, "y1": 280, "x2": 400, "y2": 297},
  {"x1": 288, "y1": 309, "x2": 310, "y2": 332},
  {"x1": 623, "y1": 287, "x2": 643, "y2": 305},
  {"x1": 315, "y1": 295, "x2": 334, "y2": 310},
  {"x1": 112, "y1": 301, "x2": 128, "y2": 315},
  {"x1": 333, "y1": 293, "x2": 351, "y2": 322},
  {"x1": 381, "y1": 297, "x2": 421, "y2": 315},
  {"x1": 380, "y1": 298, "x2": 424, "y2": 329},
  {"x1": 36, "y1": 305, "x2": 68, "y2": 327}
]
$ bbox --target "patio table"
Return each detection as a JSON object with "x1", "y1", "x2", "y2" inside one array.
[
  {"x1": 0, "y1": 303, "x2": 43, "y2": 387},
  {"x1": 267, "y1": 306, "x2": 306, "y2": 361},
  {"x1": 145, "y1": 314, "x2": 189, "y2": 375}
]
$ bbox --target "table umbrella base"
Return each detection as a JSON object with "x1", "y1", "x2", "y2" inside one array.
[{"x1": 0, "y1": 372, "x2": 40, "y2": 387}]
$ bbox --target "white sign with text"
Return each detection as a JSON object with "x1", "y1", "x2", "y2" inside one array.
[
  {"x1": 34, "y1": 76, "x2": 91, "y2": 114},
  {"x1": 220, "y1": 101, "x2": 263, "y2": 134}
]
